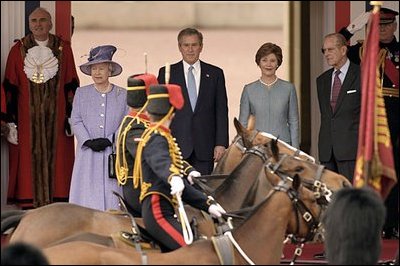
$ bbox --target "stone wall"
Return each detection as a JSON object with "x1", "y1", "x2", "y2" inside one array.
[{"x1": 72, "y1": 1, "x2": 285, "y2": 29}]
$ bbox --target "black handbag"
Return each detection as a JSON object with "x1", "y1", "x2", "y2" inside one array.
[{"x1": 108, "y1": 134, "x2": 117, "y2": 179}]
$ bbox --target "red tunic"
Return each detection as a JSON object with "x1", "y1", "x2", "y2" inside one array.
[{"x1": 3, "y1": 34, "x2": 79, "y2": 208}]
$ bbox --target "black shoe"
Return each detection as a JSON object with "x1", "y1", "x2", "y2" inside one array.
[{"x1": 313, "y1": 251, "x2": 326, "y2": 260}]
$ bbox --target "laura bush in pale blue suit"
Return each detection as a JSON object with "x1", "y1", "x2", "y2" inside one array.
[{"x1": 239, "y1": 42, "x2": 299, "y2": 148}]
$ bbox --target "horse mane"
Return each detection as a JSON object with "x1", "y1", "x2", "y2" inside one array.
[
  {"x1": 268, "y1": 138, "x2": 280, "y2": 162},
  {"x1": 213, "y1": 155, "x2": 256, "y2": 197}
]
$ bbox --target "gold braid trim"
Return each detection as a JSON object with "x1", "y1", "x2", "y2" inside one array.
[
  {"x1": 147, "y1": 93, "x2": 169, "y2": 100},
  {"x1": 127, "y1": 86, "x2": 145, "y2": 91},
  {"x1": 116, "y1": 116, "x2": 131, "y2": 185},
  {"x1": 133, "y1": 107, "x2": 174, "y2": 189},
  {"x1": 116, "y1": 102, "x2": 149, "y2": 185},
  {"x1": 133, "y1": 107, "x2": 186, "y2": 204},
  {"x1": 139, "y1": 190, "x2": 177, "y2": 206}
]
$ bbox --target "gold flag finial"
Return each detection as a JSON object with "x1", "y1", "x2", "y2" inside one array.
[{"x1": 370, "y1": 1, "x2": 382, "y2": 13}]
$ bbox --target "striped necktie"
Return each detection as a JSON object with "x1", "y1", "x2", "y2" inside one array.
[{"x1": 330, "y1": 70, "x2": 342, "y2": 111}]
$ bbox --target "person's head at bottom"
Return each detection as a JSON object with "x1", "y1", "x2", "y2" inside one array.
[
  {"x1": 1, "y1": 242, "x2": 49, "y2": 265},
  {"x1": 322, "y1": 187, "x2": 386, "y2": 265}
]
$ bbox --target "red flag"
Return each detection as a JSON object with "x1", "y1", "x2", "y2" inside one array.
[{"x1": 353, "y1": 6, "x2": 397, "y2": 199}]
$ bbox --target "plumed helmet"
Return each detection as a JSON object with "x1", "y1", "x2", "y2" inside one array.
[
  {"x1": 126, "y1": 73, "x2": 158, "y2": 108},
  {"x1": 146, "y1": 84, "x2": 184, "y2": 115}
]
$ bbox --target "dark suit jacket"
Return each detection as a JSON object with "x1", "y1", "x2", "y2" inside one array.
[
  {"x1": 158, "y1": 60, "x2": 229, "y2": 161},
  {"x1": 316, "y1": 61, "x2": 361, "y2": 162}
]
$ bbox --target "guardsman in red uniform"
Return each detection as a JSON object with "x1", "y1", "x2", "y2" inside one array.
[{"x1": 340, "y1": 7, "x2": 399, "y2": 239}]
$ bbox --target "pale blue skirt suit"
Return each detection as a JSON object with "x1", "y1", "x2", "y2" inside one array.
[{"x1": 238, "y1": 79, "x2": 299, "y2": 148}]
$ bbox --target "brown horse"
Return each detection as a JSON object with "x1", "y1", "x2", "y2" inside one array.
[
  {"x1": 210, "y1": 117, "x2": 315, "y2": 188},
  {"x1": 2, "y1": 138, "x2": 273, "y2": 249},
  {"x1": 2, "y1": 138, "x2": 350, "y2": 250},
  {"x1": 0, "y1": 117, "x2": 259, "y2": 246},
  {"x1": 42, "y1": 169, "x2": 322, "y2": 264}
]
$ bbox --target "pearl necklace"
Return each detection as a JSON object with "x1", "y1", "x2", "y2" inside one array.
[
  {"x1": 94, "y1": 83, "x2": 112, "y2": 94},
  {"x1": 260, "y1": 77, "x2": 278, "y2": 87}
]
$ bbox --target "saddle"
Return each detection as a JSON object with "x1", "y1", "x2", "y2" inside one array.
[
  {"x1": 111, "y1": 191, "x2": 234, "y2": 253},
  {"x1": 111, "y1": 191, "x2": 207, "y2": 250}
]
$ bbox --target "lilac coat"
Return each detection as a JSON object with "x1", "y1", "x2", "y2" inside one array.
[{"x1": 69, "y1": 84, "x2": 129, "y2": 211}]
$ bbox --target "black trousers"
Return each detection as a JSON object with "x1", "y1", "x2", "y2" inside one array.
[
  {"x1": 141, "y1": 194, "x2": 185, "y2": 252},
  {"x1": 321, "y1": 150, "x2": 355, "y2": 183},
  {"x1": 186, "y1": 150, "x2": 214, "y2": 175}
]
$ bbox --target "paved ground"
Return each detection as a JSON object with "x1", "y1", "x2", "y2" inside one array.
[{"x1": 72, "y1": 28, "x2": 286, "y2": 142}]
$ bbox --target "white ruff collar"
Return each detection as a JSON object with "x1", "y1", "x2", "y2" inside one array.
[{"x1": 24, "y1": 46, "x2": 58, "y2": 84}]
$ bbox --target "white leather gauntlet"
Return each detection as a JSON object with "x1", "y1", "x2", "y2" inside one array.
[
  {"x1": 208, "y1": 203, "x2": 226, "y2": 218},
  {"x1": 170, "y1": 175, "x2": 185, "y2": 195},
  {"x1": 7, "y1": 123, "x2": 18, "y2": 145},
  {"x1": 187, "y1": 170, "x2": 201, "y2": 185},
  {"x1": 346, "y1": 12, "x2": 370, "y2": 34}
]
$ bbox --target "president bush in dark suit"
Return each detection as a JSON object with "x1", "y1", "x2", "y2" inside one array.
[{"x1": 158, "y1": 28, "x2": 229, "y2": 175}]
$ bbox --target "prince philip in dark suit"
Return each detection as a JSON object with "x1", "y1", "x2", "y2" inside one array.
[
  {"x1": 317, "y1": 33, "x2": 361, "y2": 182},
  {"x1": 158, "y1": 28, "x2": 229, "y2": 175}
]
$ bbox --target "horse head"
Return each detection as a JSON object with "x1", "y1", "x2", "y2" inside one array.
[
  {"x1": 233, "y1": 117, "x2": 263, "y2": 149},
  {"x1": 264, "y1": 138, "x2": 352, "y2": 204},
  {"x1": 264, "y1": 171, "x2": 322, "y2": 242},
  {"x1": 229, "y1": 166, "x2": 322, "y2": 265}
]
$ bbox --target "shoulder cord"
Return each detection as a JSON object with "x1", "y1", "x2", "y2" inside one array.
[
  {"x1": 132, "y1": 106, "x2": 193, "y2": 244},
  {"x1": 116, "y1": 104, "x2": 148, "y2": 185},
  {"x1": 133, "y1": 107, "x2": 174, "y2": 189}
]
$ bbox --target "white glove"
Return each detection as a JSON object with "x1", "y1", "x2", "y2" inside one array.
[
  {"x1": 187, "y1": 170, "x2": 201, "y2": 185},
  {"x1": 346, "y1": 12, "x2": 370, "y2": 34},
  {"x1": 170, "y1": 175, "x2": 185, "y2": 196},
  {"x1": 7, "y1": 123, "x2": 18, "y2": 145},
  {"x1": 208, "y1": 203, "x2": 226, "y2": 218}
]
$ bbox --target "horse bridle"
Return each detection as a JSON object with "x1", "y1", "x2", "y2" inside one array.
[
  {"x1": 244, "y1": 144, "x2": 268, "y2": 162},
  {"x1": 273, "y1": 177, "x2": 321, "y2": 243},
  {"x1": 265, "y1": 153, "x2": 333, "y2": 205},
  {"x1": 222, "y1": 170, "x2": 322, "y2": 265},
  {"x1": 264, "y1": 152, "x2": 332, "y2": 263},
  {"x1": 232, "y1": 130, "x2": 260, "y2": 154}
]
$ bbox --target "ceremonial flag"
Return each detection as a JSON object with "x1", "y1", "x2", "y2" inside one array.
[{"x1": 353, "y1": 6, "x2": 397, "y2": 199}]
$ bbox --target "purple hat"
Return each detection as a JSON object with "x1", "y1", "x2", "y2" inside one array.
[{"x1": 79, "y1": 45, "x2": 122, "y2": 77}]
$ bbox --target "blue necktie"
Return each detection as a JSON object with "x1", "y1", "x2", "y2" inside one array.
[{"x1": 187, "y1": 66, "x2": 197, "y2": 111}]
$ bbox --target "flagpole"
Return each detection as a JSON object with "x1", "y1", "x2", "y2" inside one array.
[{"x1": 354, "y1": 0, "x2": 397, "y2": 199}]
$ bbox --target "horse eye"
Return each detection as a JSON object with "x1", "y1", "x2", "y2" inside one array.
[{"x1": 295, "y1": 166, "x2": 304, "y2": 172}]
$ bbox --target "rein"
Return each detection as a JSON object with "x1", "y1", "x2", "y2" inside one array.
[
  {"x1": 211, "y1": 145, "x2": 269, "y2": 197},
  {"x1": 221, "y1": 175, "x2": 321, "y2": 265},
  {"x1": 265, "y1": 154, "x2": 333, "y2": 205}
]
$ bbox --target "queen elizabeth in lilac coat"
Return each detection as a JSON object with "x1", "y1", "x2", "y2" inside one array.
[{"x1": 69, "y1": 45, "x2": 129, "y2": 211}]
